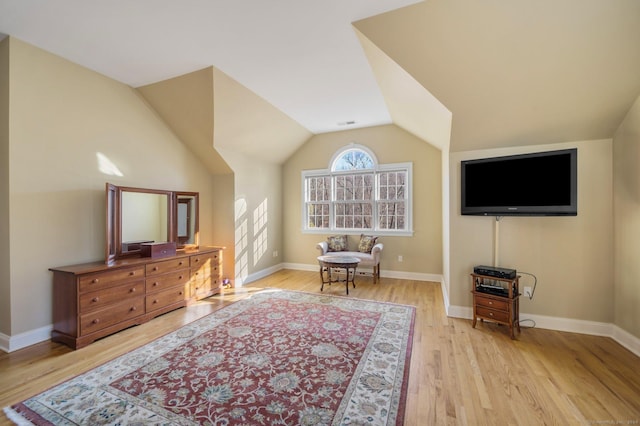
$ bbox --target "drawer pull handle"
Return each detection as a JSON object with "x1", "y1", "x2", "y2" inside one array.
[
  {"x1": 489, "y1": 312, "x2": 494, "y2": 316},
  {"x1": 153, "y1": 266, "x2": 158, "y2": 271},
  {"x1": 92, "y1": 278, "x2": 99, "y2": 284},
  {"x1": 179, "y1": 261, "x2": 183, "y2": 266},
  {"x1": 194, "y1": 258, "x2": 199, "y2": 263},
  {"x1": 153, "y1": 282, "x2": 159, "y2": 287},
  {"x1": 153, "y1": 299, "x2": 158, "y2": 304},
  {"x1": 179, "y1": 291, "x2": 184, "y2": 295},
  {"x1": 129, "y1": 271, "x2": 135, "y2": 276},
  {"x1": 92, "y1": 319, "x2": 100, "y2": 324},
  {"x1": 130, "y1": 306, "x2": 136, "y2": 312},
  {"x1": 92, "y1": 297, "x2": 99, "y2": 303},
  {"x1": 489, "y1": 301, "x2": 493, "y2": 305},
  {"x1": 130, "y1": 288, "x2": 136, "y2": 293},
  {"x1": 179, "y1": 275, "x2": 183, "y2": 280}
]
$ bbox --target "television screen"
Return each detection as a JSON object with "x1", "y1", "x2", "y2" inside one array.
[{"x1": 461, "y1": 148, "x2": 577, "y2": 216}]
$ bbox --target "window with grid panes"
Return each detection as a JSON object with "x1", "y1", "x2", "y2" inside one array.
[{"x1": 302, "y1": 145, "x2": 412, "y2": 235}]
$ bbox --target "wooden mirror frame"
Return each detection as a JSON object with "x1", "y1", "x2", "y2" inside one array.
[
  {"x1": 175, "y1": 191, "x2": 199, "y2": 248},
  {"x1": 105, "y1": 183, "x2": 199, "y2": 264}
]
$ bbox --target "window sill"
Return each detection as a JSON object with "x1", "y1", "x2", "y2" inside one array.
[{"x1": 302, "y1": 229, "x2": 414, "y2": 237}]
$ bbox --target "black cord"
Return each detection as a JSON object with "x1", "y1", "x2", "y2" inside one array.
[
  {"x1": 516, "y1": 272, "x2": 538, "y2": 329},
  {"x1": 517, "y1": 318, "x2": 537, "y2": 329},
  {"x1": 518, "y1": 271, "x2": 537, "y2": 300}
]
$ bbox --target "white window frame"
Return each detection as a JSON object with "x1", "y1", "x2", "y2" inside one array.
[{"x1": 301, "y1": 146, "x2": 413, "y2": 236}]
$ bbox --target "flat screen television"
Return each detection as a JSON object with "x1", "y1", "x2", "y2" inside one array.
[{"x1": 461, "y1": 148, "x2": 577, "y2": 216}]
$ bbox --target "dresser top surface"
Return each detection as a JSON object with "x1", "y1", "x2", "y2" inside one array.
[{"x1": 50, "y1": 246, "x2": 223, "y2": 275}]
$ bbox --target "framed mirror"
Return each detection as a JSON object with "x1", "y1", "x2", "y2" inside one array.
[
  {"x1": 106, "y1": 183, "x2": 117, "y2": 263},
  {"x1": 176, "y1": 192, "x2": 199, "y2": 247},
  {"x1": 105, "y1": 183, "x2": 199, "y2": 263}
]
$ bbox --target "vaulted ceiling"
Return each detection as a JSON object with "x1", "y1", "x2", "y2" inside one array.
[
  {"x1": 355, "y1": 0, "x2": 640, "y2": 152},
  {"x1": 1, "y1": 0, "x2": 639, "y2": 160}
]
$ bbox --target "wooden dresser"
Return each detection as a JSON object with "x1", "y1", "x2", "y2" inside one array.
[{"x1": 50, "y1": 247, "x2": 223, "y2": 349}]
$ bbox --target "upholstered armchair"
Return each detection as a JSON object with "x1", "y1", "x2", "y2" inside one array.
[{"x1": 316, "y1": 235, "x2": 383, "y2": 283}]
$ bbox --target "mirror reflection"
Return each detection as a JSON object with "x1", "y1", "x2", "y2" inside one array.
[
  {"x1": 121, "y1": 192, "x2": 169, "y2": 253},
  {"x1": 177, "y1": 193, "x2": 198, "y2": 246}
]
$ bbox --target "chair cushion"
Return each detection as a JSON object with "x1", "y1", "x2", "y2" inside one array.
[
  {"x1": 327, "y1": 235, "x2": 348, "y2": 252},
  {"x1": 341, "y1": 251, "x2": 376, "y2": 267},
  {"x1": 358, "y1": 234, "x2": 378, "y2": 253}
]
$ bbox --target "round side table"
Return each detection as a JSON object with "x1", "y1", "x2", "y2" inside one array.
[{"x1": 317, "y1": 255, "x2": 361, "y2": 295}]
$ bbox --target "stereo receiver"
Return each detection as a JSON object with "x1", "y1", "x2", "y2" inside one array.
[{"x1": 473, "y1": 265, "x2": 517, "y2": 279}]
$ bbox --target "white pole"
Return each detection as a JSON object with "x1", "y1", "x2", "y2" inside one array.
[{"x1": 494, "y1": 216, "x2": 500, "y2": 267}]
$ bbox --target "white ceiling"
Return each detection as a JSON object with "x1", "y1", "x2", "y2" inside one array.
[
  {"x1": 0, "y1": 0, "x2": 421, "y2": 134},
  {"x1": 3, "y1": 0, "x2": 639, "y2": 155}
]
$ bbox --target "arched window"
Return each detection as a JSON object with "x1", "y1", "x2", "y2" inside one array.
[
  {"x1": 302, "y1": 144, "x2": 412, "y2": 235},
  {"x1": 331, "y1": 145, "x2": 376, "y2": 171}
]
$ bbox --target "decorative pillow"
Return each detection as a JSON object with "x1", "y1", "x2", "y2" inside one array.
[
  {"x1": 358, "y1": 234, "x2": 378, "y2": 253},
  {"x1": 327, "y1": 235, "x2": 348, "y2": 252}
]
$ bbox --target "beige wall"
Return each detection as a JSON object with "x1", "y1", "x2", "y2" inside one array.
[
  {"x1": 282, "y1": 124, "x2": 442, "y2": 276},
  {"x1": 613, "y1": 94, "x2": 640, "y2": 338},
  {"x1": 210, "y1": 173, "x2": 235, "y2": 284},
  {"x1": 449, "y1": 140, "x2": 614, "y2": 323},
  {"x1": 136, "y1": 66, "x2": 232, "y2": 175},
  {"x1": 3, "y1": 37, "x2": 218, "y2": 339},
  {"x1": 0, "y1": 38, "x2": 10, "y2": 336},
  {"x1": 217, "y1": 149, "x2": 283, "y2": 285}
]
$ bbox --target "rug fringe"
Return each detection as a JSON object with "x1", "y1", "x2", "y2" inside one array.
[{"x1": 3, "y1": 406, "x2": 34, "y2": 426}]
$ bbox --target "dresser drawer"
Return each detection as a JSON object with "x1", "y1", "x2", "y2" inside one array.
[
  {"x1": 476, "y1": 306, "x2": 510, "y2": 323},
  {"x1": 191, "y1": 275, "x2": 221, "y2": 298},
  {"x1": 80, "y1": 297, "x2": 144, "y2": 335},
  {"x1": 147, "y1": 270, "x2": 190, "y2": 292},
  {"x1": 190, "y1": 251, "x2": 220, "y2": 268},
  {"x1": 146, "y1": 258, "x2": 189, "y2": 276},
  {"x1": 475, "y1": 295, "x2": 509, "y2": 311},
  {"x1": 191, "y1": 283, "x2": 209, "y2": 300},
  {"x1": 191, "y1": 262, "x2": 220, "y2": 281},
  {"x1": 80, "y1": 280, "x2": 145, "y2": 313},
  {"x1": 79, "y1": 266, "x2": 145, "y2": 293},
  {"x1": 146, "y1": 286, "x2": 188, "y2": 312}
]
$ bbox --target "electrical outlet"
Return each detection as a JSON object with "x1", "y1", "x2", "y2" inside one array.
[
  {"x1": 273, "y1": 250, "x2": 278, "y2": 258},
  {"x1": 524, "y1": 286, "x2": 532, "y2": 298},
  {"x1": 397, "y1": 255, "x2": 403, "y2": 262}
]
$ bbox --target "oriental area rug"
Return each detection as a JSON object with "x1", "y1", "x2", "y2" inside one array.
[{"x1": 5, "y1": 290, "x2": 415, "y2": 425}]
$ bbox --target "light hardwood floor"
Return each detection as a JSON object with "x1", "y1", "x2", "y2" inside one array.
[{"x1": 1, "y1": 270, "x2": 639, "y2": 425}]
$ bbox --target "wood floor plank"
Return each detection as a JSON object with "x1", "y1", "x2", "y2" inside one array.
[{"x1": 1, "y1": 270, "x2": 639, "y2": 425}]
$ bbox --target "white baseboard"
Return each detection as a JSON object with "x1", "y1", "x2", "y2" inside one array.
[
  {"x1": 0, "y1": 325, "x2": 52, "y2": 353},
  {"x1": 236, "y1": 263, "x2": 285, "y2": 286},
  {"x1": 282, "y1": 262, "x2": 316, "y2": 272},
  {"x1": 447, "y1": 305, "x2": 640, "y2": 358},
  {"x1": 611, "y1": 325, "x2": 640, "y2": 358},
  {"x1": 0, "y1": 332, "x2": 8, "y2": 353},
  {"x1": 447, "y1": 304, "x2": 473, "y2": 320}
]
